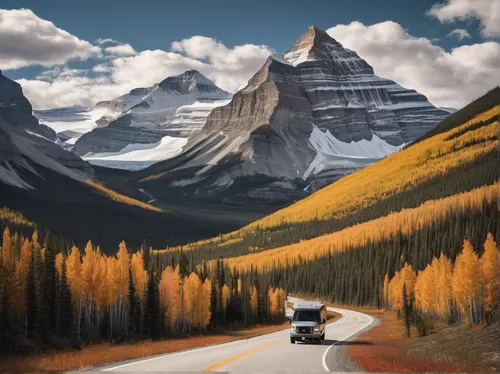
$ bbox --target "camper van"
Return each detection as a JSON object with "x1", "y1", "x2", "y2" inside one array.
[{"x1": 289, "y1": 301, "x2": 327, "y2": 344}]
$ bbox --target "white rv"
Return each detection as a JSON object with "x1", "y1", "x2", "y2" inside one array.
[{"x1": 289, "y1": 301, "x2": 327, "y2": 344}]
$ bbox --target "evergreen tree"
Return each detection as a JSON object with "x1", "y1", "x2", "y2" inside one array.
[
  {"x1": 402, "y1": 284, "x2": 410, "y2": 338},
  {"x1": 57, "y1": 258, "x2": 73, "y2": 338}
]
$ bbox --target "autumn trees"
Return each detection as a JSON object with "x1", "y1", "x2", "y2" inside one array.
[
  {"x1": 386, "y1": 233, "x2": 499, "y2": 331},
  {"x1": 0, "y1": 227, "x2": 286, "y2": 351}
]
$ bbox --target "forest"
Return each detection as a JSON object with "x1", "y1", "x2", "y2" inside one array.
[{"x1": 0, "y1": 228, "x2": 286, "y2": 353}]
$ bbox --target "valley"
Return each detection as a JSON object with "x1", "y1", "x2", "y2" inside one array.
[{"x1": 0, "y1": 9, "x2": 498, "y2": 373}]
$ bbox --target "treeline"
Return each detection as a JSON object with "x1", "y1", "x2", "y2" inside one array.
[
  {"x1": 0, "y1": 229, "x2": 285, "y2": 353},
  {"x1": 385, "y1": 233, "x2": 498, "y2": 336},
  {"x1": 254, "y1": 195, "x2": 498, "y2": 308}
]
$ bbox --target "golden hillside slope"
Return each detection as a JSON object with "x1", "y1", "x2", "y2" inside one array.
[{"x1": 247, "y1": 105, "x2": 498, "y2": 230}]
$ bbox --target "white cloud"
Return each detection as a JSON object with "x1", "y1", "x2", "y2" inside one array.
[
  {"x1": 171, "y1": 36, "x2": 273, "y2": 91},
  {"x1": 327, "y1": 21, "x2": 500, "y2": 109},
  {"x1": 104, "y1": 43, "x2": 137, "y2": 56},
  {"x1": 428, "y1": 0, "x2": 500, "y2": 38},
  {"x1": 17, "y1": 35, "x2": 273, "y2": 109},
  {"x1": 447, "y1": 28, "x2": 471, "y2": 40},
  {"x1": 95, "y1": 38, "x2": 119, "y2": 45},
  {"x1": 0, "y1": 8, "x2": 100, "y2": 70}
]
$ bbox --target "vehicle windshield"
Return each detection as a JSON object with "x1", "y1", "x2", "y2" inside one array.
[{"x1": 292, "y1": 310, "x2": 320, "y2": 322}]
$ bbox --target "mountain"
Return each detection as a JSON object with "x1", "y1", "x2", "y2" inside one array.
[
  {"x1": 69, "y1": 70, "x2": 231, "y2": 170},
  {"x1": 155, "y1": 86, "x2": 499, "y2": 275},
  {"x1": 136, "y1": 26, "x2": 449, "y2": 203},
  {"x1": 34, "y1": 88, "x2": 147, "y2": 149},
  {"x1": 0, "y1": 71, "x2": 246, "y2": 252},
  {"x1": 0, "y1": 70, "x2": 93, "y2": 189}
]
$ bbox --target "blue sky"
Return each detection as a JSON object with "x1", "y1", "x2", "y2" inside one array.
[{"x1": 0, "y1": 0, "x2": 498, "y2": 109}]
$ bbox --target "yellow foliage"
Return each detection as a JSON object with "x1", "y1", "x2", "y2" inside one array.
[
  {"x1": 222, "y1": 184, "x2": 498, "y2": 272},
  {"x1": 84, "y1": 180, "x2": 163, "y2": 212},
  {"x1": 480, "y1": 233, "x2": 499, "y2": 312},
  {"x1": 0, "y1": 207, "x2": 34, "y2": 227},
  {"x1": 452, "y1": 240, "x2": 481, "y2": 323}
]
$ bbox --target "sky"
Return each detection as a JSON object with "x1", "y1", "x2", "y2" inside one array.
[{"x1": 0, "y1": 0, "x2": 499, "y2": 109}]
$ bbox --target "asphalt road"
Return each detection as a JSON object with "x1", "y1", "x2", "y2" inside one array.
[{"x1": 94, "y1": 298, "x2": 375, "y2": 373}]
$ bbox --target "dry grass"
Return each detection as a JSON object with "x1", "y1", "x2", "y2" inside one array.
[
  {"x1": 0, "y1": 322, "x2": 290, "y2": 373},
  {"x1": 348, "y1": 309, "x2": 496, "y2": 372}
]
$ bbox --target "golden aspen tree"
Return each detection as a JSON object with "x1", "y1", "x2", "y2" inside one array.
[
  {"x1": 268, "y1": 288, "x2": 276, "y2": 316},
  {"x1": 250, "y1": 286, "x2": 258, "y2": 316},
  {"x1": 159, "y1": 266, "x2": 181, "y2": 329},
  {"x1": 55, "y1": 253, "x2": 64, "y2": 279},
  {"x1": 131, "y1": 252, "x2": 146, "y2": 302},
  {"x1": 388, "y1": 263, "x2": 416, "y2": 311},
  {"x1": 382, "y1": 273, "x2": 389, "y2": 309},
  {"x1": 183, "y1": 273, "x2": 202, "y2": 329},
  {"x1": 237, "y1": 279, "x2": 242, "y2": 295},
  {"x1": 276, "y1": 288, "x2": 286, "y2": 315},
  {"x1": 222, "y1": 284, "x2": 230, "y2": 313},
  {"x1": 2, "y1": 227, "x2": 13, "y2": 268},
  {"x1": 81, "y1": 241, "x2": 97, "y2": 300},
  {"x1": 480, "y1": 233, "x2": 499, "y2": 314},
  {"x1": 437, "y1": 253, "x2": 453, "y2": 317},
  {"x1": 452, "y1": 240, "x2": 481, "y2": 325},
  {"x1": 94, "y1": 256, "x2": 109, "y2": 311},
  {"x1": 15, "y1": 238, "x2": 32, "y2": 311},
  {"x1": 202, "y1": 278, "x2": 212, "y2": 328},
  {"x1": 66, "y1": 246, "x2": 82, "y2": 305}
]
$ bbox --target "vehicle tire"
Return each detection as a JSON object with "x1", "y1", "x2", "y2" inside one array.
[
  {"x1": 316, "y1": 338, "x2": 321, "y2": 344},
  {"x1": 290, "y1": 337, "x2": 295, "y2": 344},
  {"x1": 321, "y1": 332, "x2": 325, "y2": 340}
]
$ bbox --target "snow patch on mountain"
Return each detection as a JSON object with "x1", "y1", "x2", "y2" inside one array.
[
  {"x1": 82, "y1": 135, "x2": 188, "y2": 171},
  {"x1": 304, "y1": 125, "x2": 399, "y2": 178}
]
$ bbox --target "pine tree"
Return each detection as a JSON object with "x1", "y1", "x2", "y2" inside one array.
[
  {"x1": 402, "y1": 284, "x2": 410, "y2": 338},
  {"x1": 26, "y1": 248, "x2": 36, "y2": 339},
  {"x1": 144, "y1": 271, "x2": 159, "y2": 338},
  {"x1": 57, "y1": 258, "x2": 73, "y2": 338},
  {"x1": 128, "y1": 266, "x2": 138, "y2": 333}
]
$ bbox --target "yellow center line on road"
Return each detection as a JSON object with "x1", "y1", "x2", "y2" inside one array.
[{"x1": 203, "y1": 338, "x2": 288, "y2": 371}]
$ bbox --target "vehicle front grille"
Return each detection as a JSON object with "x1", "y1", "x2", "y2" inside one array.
[{"x1": 296, "y1": 326, "x2": 311, "y2": 334}]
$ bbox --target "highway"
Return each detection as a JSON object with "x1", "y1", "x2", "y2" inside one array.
[{"x1": 94, "y1": 298, "x2": 375, "y2": 373}]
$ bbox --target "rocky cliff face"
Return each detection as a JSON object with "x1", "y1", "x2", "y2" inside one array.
[
  {"x1": 141, "y1": 26, "x2": 449, "y2": 202},
  {"x1": 72, "y1": 71, "x2": 231, "y2": 164},
  {"x1": 0, "y1": 71, "x2": 93, "y2": 189}
]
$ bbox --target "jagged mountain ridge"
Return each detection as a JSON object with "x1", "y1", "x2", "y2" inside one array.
[
  {"x1": 70, "y1": 70, "x2": 231, "y2": 170},
  {"x1": 137, "y1": 26, "x2": 449, "y2": 201},
  {"x1": 0, "y1": 71, "x2": 93, "y2": 189}
]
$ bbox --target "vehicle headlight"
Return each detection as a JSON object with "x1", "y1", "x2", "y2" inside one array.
[
  {"x1": 291, "y1": 325, "x2": 297, "y2": 331},
  {"x1": 314, "y1": 327, "x2": 320, "y2": 332}
]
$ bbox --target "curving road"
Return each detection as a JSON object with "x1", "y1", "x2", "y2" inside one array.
[{"x1": 94, "y1": 298, "x2": 375, "y2": 373}]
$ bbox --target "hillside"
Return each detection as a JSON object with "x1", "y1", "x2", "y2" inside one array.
[
  {"x1": 151, "y1": 87, "x2": 499, "y2": 314},
  {"x1": 156, "y1": 88, "x2": 498, "y2": 261}
]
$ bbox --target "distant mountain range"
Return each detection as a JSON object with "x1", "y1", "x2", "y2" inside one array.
[{"x1": 34, "y1": 70, "x2": 231, "y2": 171}]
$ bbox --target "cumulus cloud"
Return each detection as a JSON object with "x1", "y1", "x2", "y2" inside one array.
[
  {"x1": 428, "y1": 0, "x2": 500, "y2": 38},
  {"x1": 171, "y1": 36, "x2": 274, "y2": 91},
  {"x1": 104, "y1": 43, "x2": 137, "y2": 56},
  {"x1": 0, "y1": 8, "x2": 100, "y2": 70},
  {"x1": 95, "y1": 38, "x2": 119, "y2": 45},
  {"x1": 17, "y1": 35, "x2": 273, "y2": 108},
  {"x1": 327, "y1": 21, "x2": 500, "y2": 109},
  {"x1": 447, "y1": 28, "x2": 471, "y2": 40}
]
